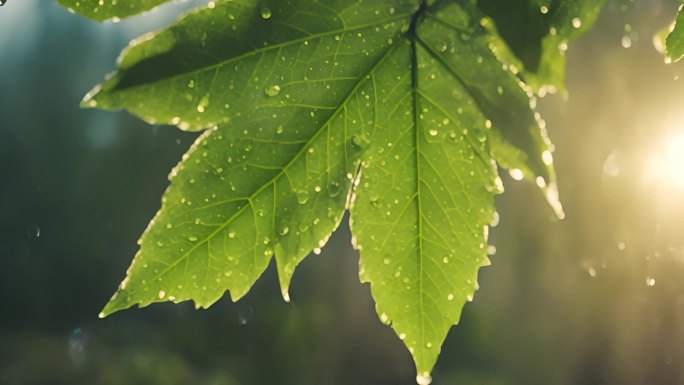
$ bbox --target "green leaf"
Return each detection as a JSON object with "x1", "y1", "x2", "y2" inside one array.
[
  {"x1": 84, "y1": 0, "x2": 572, "y2": 381},
  {"x1": 478, "y1": 0, "x2": 605, "y2": 94},
  {"x1": 667, "y1": 2, "x2": 684, "y2": 62},
  {"x1": 95, "y1": 0, "x2": 421, "y2": 314},
  {"x1": 57, "y1": 0, "x2": 169, "y2": 21}
]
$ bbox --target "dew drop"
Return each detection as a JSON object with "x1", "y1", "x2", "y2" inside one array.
[
  {"x1": 572, "y1": 17, "x2": 582, "y2": 29},
  {"x1": 296, "y1": 190, "x2": 309, "y2": 204},
  {"x1": 328, "y1": 182, "x2": 342, "y2": 197},
  {"x1": 416, "y1": 373, "x2": 433, "y2": 385},
  {"x1": 260, "y1": 7, "x2": 272, "y2": 19},
  {"x1": 265, "y1": 85, "x2": 281, "y2": 97}
]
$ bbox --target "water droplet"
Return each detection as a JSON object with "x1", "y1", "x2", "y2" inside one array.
[
  {"x1": 280, "y1": 226, "x2": 290, "y2": 236},
  {"x1": 68, "y1": 328, "x2": 87, "y2": 366},
  {"x1": 646, "y1": 277, "x2": 656, "y2": 287},
  {"x1": 572, "y1": 17, "x2": 582, "y2": 29},
  {"x1": 447, "y1": 293, "x2": 454, "y2": 301},
  {"x1": 260, "y1": 7, "x2": 272, "y2": 19},
  {"x1": 509, "y1": 169, "x2": 524, "y2": 181},
  {"x1": 158, "y1": 290, "x2": 166, "y2": 299},
  {"x1": 188, "y1": 236, "x2": 198, "y2": 242},
  {"x1": 328, "y1": 182, "x2": 342, "y2": 197},
  {"x1": 295, "y1": 190, "x2": 309, "y2": 204},
  {"x1": 238, "y1": 304, "x2": 254, "y2": 325},
  {"x1": 416, "y1": 373, "x2": 433, "y2": 385},
  {"x1": 265, "y1": 85, "x2": 281, "y2": 97},
  {"x1": 26, "y1": 225, "x2": 40, "y2": 239},
  {"x1": 228, "y1": 231, "x2": 236, "y2": 238},
  {"x1": 603, "y1": 152, "x2": 620, "y2": 177}
]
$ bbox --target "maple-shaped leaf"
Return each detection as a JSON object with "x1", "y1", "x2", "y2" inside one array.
[{"x1": 63, "y1": 0, "x2": 586, "y2": 382}]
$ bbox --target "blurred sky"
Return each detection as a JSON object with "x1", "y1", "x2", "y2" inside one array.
[{"x1": 2, "y1": 1, "x2": 684, "y2": 385}]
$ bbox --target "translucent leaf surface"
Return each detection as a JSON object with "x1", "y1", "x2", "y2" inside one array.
[
  {"x1": 478, "y1": 0, "x2": 605, "y2": 94},
  {"x1": 57, "y1": 0, "x2": 170, "y2": 21},
  {"x1": 667, "y1": 3, "x2": 684, "y2": 62},
  {"x1": 81, "y1": 0, "x2": 576, "y2": 382},
  {"x1": 96, "y1": 0, "x2": 420, "y2": 315}
]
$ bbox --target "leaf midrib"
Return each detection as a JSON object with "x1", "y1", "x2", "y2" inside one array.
[
  {"x1": 114, "y1": 39, "x2": 404, "y2": 306},
  {"x1": 100, "y1": 13, "x2": 414, "y2": 95}
]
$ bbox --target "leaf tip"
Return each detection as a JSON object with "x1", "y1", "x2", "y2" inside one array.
[
  {"x1": 542, "y1": 182, "x2": 565, "y2": 220},
  {"x1": 416, "y1": 372, "x2": 433, "y2": 385},
  {"x1": 281, "y1": 288, "x2": 291, "y2": 303},
  {"x1": 80, "y1": 84, "x2": 102, "y2": 109}
]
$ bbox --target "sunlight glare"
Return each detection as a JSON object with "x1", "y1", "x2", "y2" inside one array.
[{"x1": 664, "y1": 134, "x2": 684, "y2": 187}]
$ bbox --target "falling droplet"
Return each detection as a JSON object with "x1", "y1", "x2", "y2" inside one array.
[
  {"x1": 416, "y1": 373, "x2": 433, "y2": 385},
  {"x1": 238, "y1": 304, "x2": 254, "y2": 325},
  {"x1": 26, "y1": 225, "x2": 41, "y2": 239}
]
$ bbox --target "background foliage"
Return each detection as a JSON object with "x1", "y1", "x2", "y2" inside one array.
[{"x1": 3, "y1": 0, "x2": 684, "y2": 384}]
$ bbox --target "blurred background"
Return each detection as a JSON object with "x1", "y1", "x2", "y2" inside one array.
[{"x1": 2, "y1": 0, "x2": 684, "y2": 384}]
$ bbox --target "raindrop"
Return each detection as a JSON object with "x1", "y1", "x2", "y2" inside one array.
[
  {"x1": 328, "y1": 182, "x2": 342, "y2": 197},
  {"x1": 238, "y1": 304, "x2": 254, "y2": 325},
  {"x1": 572, "y1": 18, "x2": 582, "y2": 29},
  {"x1": 509, "y1": 169, "x2": 524, "y2": 181},
  {"x1": 265, "y1": 85, "x2": 281, "y2": 97},
  {"x1": 603, "y1": 152, "x2": 620, "y2": 177},
  {"x1": 26, "y1": 225, "x2": 41, "y2": 239},
  {"x1": 646, "y1": 277, "x2": 656, "y2": 287},
  {"x1": 260, "y1": 7, "x2": 272, "y2": 19},
  {"x1": 416, "y1": 373, "x2": 433, "y2": 385},
  {"x1": 68, "y1": 328, "x2": 87, "y2": 366},
  {"x1": 295, "y1": 190, "x2": 309, "y2": 204},
  {"x1": 621, "y1": 35, "x2": 632, "y2": 48}
]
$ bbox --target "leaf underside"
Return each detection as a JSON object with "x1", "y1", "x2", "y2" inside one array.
[{"x1": 64, "y1": 0, "x2": 601, "y2": 381}]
